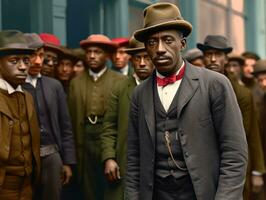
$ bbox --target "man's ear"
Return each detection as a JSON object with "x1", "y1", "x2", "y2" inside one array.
[{"x1": 181, "y1": 38, "x2": 187, "y2": 51}]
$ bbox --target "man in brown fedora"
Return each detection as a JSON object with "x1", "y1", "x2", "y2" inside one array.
[
  {"x1": 68, "y1": 34, "x2": 124, "y2": 200},
  {"x1": 198, "y1": 34, "x2": 265, "y2": 200},
  {"x1": 101, "y1": 36, "x2": 154, "y2": 200},
  {"x1": 126, "y1": 3, "x2": 248, "y2": 200},
  {"x1": 0, "y1": 30, "x2": 41, "y2": 200}
]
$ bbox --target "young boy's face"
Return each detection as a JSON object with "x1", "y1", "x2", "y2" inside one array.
[{"x1": 0, "y1": 54, "x2": 31, "y2": 88}]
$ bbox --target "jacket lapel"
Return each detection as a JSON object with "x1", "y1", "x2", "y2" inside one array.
[
  {"x1": 127, "y1": 76, "x2": 137, "y2": 100},
  {"x1": 177, "y1": 62, "x2": 199, "y2": 119},
  {"x1": 142, "y1": 73, "x2": 156, "y2": 148}
]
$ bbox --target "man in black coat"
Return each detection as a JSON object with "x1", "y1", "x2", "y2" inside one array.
[
  {"x1": 22, "y1": 33, "x2": 76, "y2": 200},
  {"x1": 125, "y1": 3, "x2": 248, "y2": 200}
]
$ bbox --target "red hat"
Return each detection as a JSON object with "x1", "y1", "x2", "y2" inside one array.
[
  {"x1": 111, "y1": 37, "x2": 129, "y2": 47},
  {"x1": 80, "y1": 34, "x2": 118, "y2": 53},
  {"x1": 39, "y1": 33, "x2": 62, "y2": 53}
]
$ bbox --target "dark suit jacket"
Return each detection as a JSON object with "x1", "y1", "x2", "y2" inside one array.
[
  {"x1": 22, "y1": 76, "x2": 76, "y2": 165},
  {"x1": 125, "y1": 62, "x2": 248, "y2": 200}
]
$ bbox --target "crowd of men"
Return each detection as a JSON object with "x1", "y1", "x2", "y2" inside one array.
[{"x1": 0, "y1": 2, "x2": 266, "y2": 200}]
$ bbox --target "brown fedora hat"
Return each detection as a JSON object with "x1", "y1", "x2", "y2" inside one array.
[
  {"x1": 134, "y1": 3, "x2": 192, "y2": 42},
  {"x1": 24, "y1": 33, "x2": 44, "y2": 49},
  {"x1": 197, "y1": 35, "x2": 233, "y2": 53},
  {"x1": 0, "y1": 30, "x2": 35, "y2": 55},
  {"x1": 252, "y1": 59, "x2": 266, "y2": 76},
  {"x1": 227, "y1": 53, "x2": 245, "y2": 66},
  {"x1": 124, "y1": 37, "x2": 145, "y2": 55},
  {"x1": 80, "y1": 34, "x2": 118, "y2": 53}
]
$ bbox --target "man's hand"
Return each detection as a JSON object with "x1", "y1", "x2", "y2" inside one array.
[
  {"x1": 252, "y1": 175, "x2": 264, "y2": 193},
  {"x1": 61, "y1": 165, "x2": 72, "y2": 185},
  {"x1": 104, "y1": 159, "x2": 121, "y2": 182}
]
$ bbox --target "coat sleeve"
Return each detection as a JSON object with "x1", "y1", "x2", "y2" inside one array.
[
  {"x1": 210, "y1": 77, "x2": 248, "y2": 200},
  {"x1": 125, "y1": 89, "x2": 140, "y2": 200},
  {"x1": 56, "y1": 82, "x2": 76, "y2": 165},
  {"x1": 101, "y1": 82, "x2": 121, "y2": 162}
]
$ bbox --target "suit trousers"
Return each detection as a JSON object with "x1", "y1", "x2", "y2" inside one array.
[
  {"x1": 154, "y1": 175, "x2": 197, "y2": 200},
  {"x1": 0, "y1": 175, "x2": 32, "y2": 200},
  {"x1": 34, "y1": 152, "x2": 63, "y2": 200}
]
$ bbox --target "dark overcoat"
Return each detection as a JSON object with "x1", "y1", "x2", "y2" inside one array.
[{"x1": 125, "y1": 62, "x2": 248, "y2": 200}]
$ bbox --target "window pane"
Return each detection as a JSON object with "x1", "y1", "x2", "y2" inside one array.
[
  {"x1": 231, "y1": 0, "x2": 244, "y2": 12},
  {"x1": 231, "y1": 15, "x2": 245, "y2": 53},
  {"x1": 198, "y1": 1, "x2": 226, "y2": 42}
]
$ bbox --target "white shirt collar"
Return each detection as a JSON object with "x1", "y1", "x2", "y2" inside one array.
[
  {"x1": 25, "y1": 73, "x2": 42, "y2": 88},
  {"x1": 0, "y1": 78, "x2": 24, "y2": 94},
  {"x1": 89, "y1": 67, "x2": 107, "y2": 81},
  {"x1": 120, "y1": 65, "x2": 129, "y2": 76},
  {"x1": 133, "y1": 73, "x2": 141, "y2": 85}
]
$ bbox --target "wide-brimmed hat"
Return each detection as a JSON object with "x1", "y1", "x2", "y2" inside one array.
[
  {"x1": 111, "y1": 37, "x2": 129, "y2": 47},
  {"x1": 227, "y1": 53, "x2": 245, "y2": 66},
  {"x1": 59, "y1": 46, "x2": 77, "y2": 61},
  {"x1": 134, "y1": 3, "x2": 192, "y2": 42},
  {"x1": 71, "y1": 48, "x2": 87, "y2": 62},
  {"x1": 124, "y1": 37, "x2": 145, "y2": 55},
  {"x1": 24, "y1": 33, "x2": 44, "y2": 49},
  {"x1": 80, "y1": 34, "x2": 118, "y2": 53},
  {"x1": 252, "y1": 60, "x2": 266, "y2": 76},
  {"x1": 0, "y1": 30, "x2": 35, "y2": 55},
  {"x1": 197, "y1": 35, "x2": 233, "y2": 53},
  {"x1": 39, "y1": 33, "x2": 63, "y2": 54},
  {"x1": 183, "y1": 48, "x2": 203, "y2": 62}
]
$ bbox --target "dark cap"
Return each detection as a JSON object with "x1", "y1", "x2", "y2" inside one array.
[{"x1": 197, "y1": 35, "x2": 233, "y2": 53}]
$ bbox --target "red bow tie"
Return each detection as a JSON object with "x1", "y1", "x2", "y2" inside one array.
[{"x1": 156, "y1": 66, "x2": 185, "y2": 87}]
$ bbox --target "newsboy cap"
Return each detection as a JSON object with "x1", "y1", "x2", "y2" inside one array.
[
  {"x1": 134, "y1": 3, "x2": 192, "y2": 42},
  {"x1": 197, "y1": 35, "x2": 233, "y2": 53},
  {"x1": 183, "y1": 48, "x2": 203, "y2": 62},
  {"x1": 0, "y1": 30, "x2": 35, "y2": 56},
  {"x1": 124, "y1": 37, "x2": 145, "y2": 55},
  {"x1": 252, "y1": 59, "x2": 266, "y2": 76},
  {"x1": 80, "y1": 34, "x2": 118, "y2": 53}
]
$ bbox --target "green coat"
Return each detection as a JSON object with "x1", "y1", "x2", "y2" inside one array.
[
  {"x1": 101, "y1": 76, "x2": 136, "y2": 200},
  {"x1": 229, "y1": 75, "x2": 265, "y2": 200}
]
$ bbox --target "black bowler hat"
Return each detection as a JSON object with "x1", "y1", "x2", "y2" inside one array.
[
  {"x1": 0, "y1": 30, "x2": 35, "y2": 56},
  {"x1": 197, "y1": 35, "x2": 233, "y2": 53}
]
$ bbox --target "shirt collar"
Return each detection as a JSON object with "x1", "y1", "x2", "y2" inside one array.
[
  {"x1": 120, "y1": 65, "x2": 129, "y2": 76},
  {"x1": 133, "y1": 73, "x2": 141, "y2": 85},
  {"x1": 0, "y1": 78, "x2": 24, "y2": 94},
  {"x1": 89, "y1": 67, "x2": 107, "y2": 81}
]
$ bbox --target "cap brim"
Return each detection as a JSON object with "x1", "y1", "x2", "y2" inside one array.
[
  {"x1": 44, "y1": 44, "x2": 63, "y2": 54},
  {"x1": 134, "y1": 20, "x2": 192, "y2": 42},
  {"x1": 124, "y1": 47, "x2": 146, "y2": 54},
  {"x1": 197, "y1": 43, "x2": 233, "y2": 54},
  {"x1": 0, "y1": 47, "x2": 35, "y2": 55}
]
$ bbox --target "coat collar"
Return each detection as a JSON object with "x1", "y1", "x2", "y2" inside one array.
[{"x1": 142, "y1": 61, "x2": 199, "y2": 146}]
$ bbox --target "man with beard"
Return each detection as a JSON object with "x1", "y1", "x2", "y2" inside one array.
[
  {"x1": 22, "y1": 33, "x2": 76, "y2": 200},
  {"x1": 68, "y1": 34, "x2": 124, "y2": 200},
  {"x1": 101, "y1": 37, "x2": 154, "y2": 200},
  {"x1": 0, "y1": 30, "x2": 41, "y2": 200},
  {"x1": 39, "y1": 33, "x2": 62, "y2": 78},
  {"x1": 126, "y1": 3, "x2": 247, "y2": 200},
  {"x1": 198, "y1": 35, "x2": 265, "y2": 200}
]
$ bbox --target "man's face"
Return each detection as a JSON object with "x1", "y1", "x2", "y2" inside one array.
[
  {"x1": 73, "y1": 60, "x2": 85, "y2": 77},
  {"x1": 85, "y1": 46, "x2": 108, "y2": 72},
  {"x1": 145, "y1": 29, "x2": 186, "y2": 76},
  {"x1": 42, "y1": 50, "x2": 59, "y2": 77},
  {"x1": 111, "y1": 47, "x2": 131, "y2": 69},
  {"x1": 131, "y1": 51, "x2": 154, "y2": 80},
  {"x1": 203, "y1": 49, "x2": 228, "y2": 74},
  {"x1": 57, "y1": 59, "x2": 74, "y2": 81},
  {"x1": 0, "y1": 54, "x2": 31, "y2": 88},
  {"x1": 225, "y1": 60, "x2": 242, "y2": 78},
  {"x1": 256, "y1": 73, "x2": 266, "y2": 92},
  {"x1": 28, "y1": 47, "x2": 45, "y2": 76},
  {"x1": 243, "y1": 58, "x2": 256, "y2": 78}
]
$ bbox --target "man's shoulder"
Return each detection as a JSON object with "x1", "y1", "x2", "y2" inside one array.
[
  {"x1": 106, "y1": 68, "x2": 126, "y2": 80},
  {"x1": 41, "y1": 75, "x2": 62, "y2": 87}
]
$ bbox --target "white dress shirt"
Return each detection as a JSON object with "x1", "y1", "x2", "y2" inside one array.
[
  {"x1": 25, "y1": 73, "x2": 42, "y2": 88},
  {"x1": 0, "y1": 78, "x2": 23, "y2": 94},
  {"x1": 156, "y1": 61, "x2": 185, "y2": 112},
  {"x1": 89, "y1": 67, "x2": 107, "y2": 81}
]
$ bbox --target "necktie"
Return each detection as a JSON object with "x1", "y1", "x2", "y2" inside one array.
[{"x1": 156, "y1": 65, "x2": 185, "y2": 87}]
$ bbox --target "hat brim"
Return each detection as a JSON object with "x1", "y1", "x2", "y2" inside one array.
[
  {"x1": 252, "y1": 69, "x2": 266, "y2": 76},
  {"x1": 0, "y1": 47, "x2": 35, "y2": 56},
  {"x1": 80, "y1": 41, "x2": 118, "y2": 53},
  {"x1": 44, "y1": 44, "x2": 64, "y2": 54},
  {"x1": 134, "y1": 20, "x2": 192, "y2": 42},
  {"x1": 197, "y1": 43, "x2": 233, "y2": 54},
  {"x1": 124, "y1": 47, "x2": 146, "y2": 55}
]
